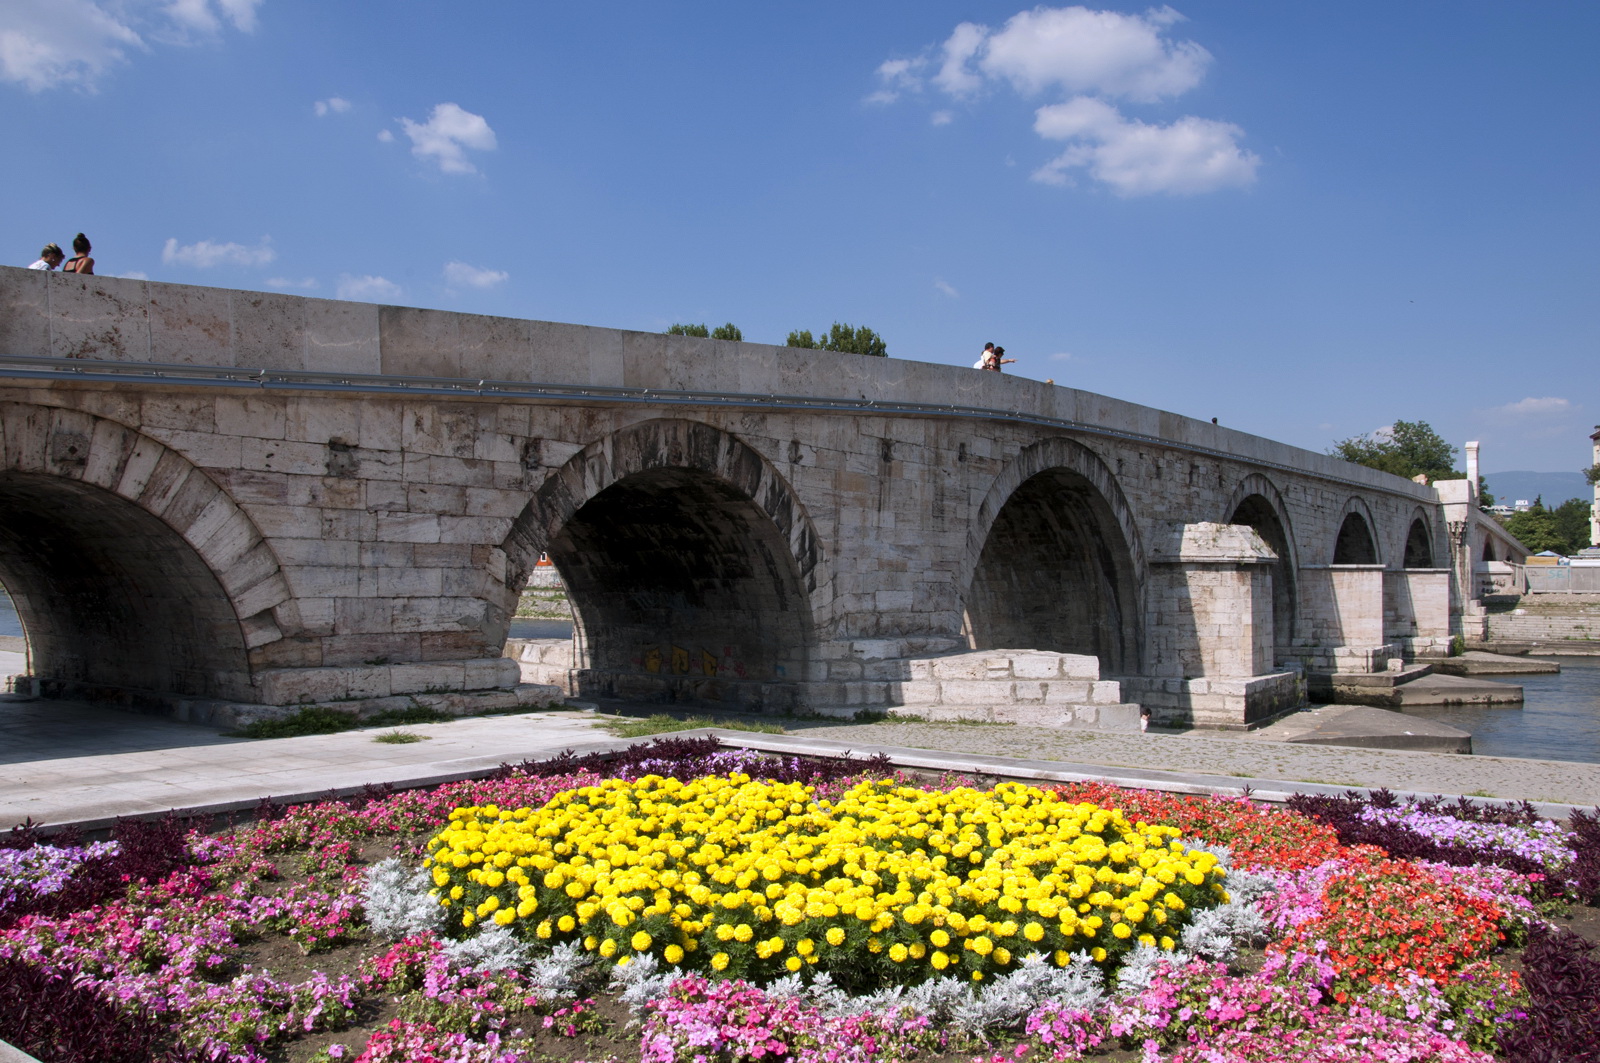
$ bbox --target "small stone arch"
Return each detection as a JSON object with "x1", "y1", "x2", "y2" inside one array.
[
  {"x1": 960, "y1": 436, "x2": 1144, "y2": 673},
  {"x1": 502, "y1": 418, "x2": 824, "y2": 706},
  {"x1": 1403, "y1": 509, "x2": 1437, "y2": 568},
  {"x1": 1221, "y1": 473, "x2": 1298, "y2": 651},
  {"x1": 0, "y1": 402, "x2": 290, "y2": 702},
  {"x1": 1332, "y1": 498, "x2": 1381, "y2": 565}
]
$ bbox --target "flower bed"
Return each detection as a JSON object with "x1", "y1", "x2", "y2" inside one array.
[{"x1": 0, "y1": 738, "x2": 1596, "y2": 1062}]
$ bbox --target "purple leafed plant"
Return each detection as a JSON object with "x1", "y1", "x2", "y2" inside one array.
[
  {"x1": 1496, "y1": 923, "x2": 1600, "y2": 1062},
  {"x1": 506, "y1": 735, "x2": 894, "y2": 786},
  {"x1": 0, "y1": 956, "x2": 199, "y2": 1063}
]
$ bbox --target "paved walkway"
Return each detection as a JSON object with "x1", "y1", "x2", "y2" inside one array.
[{"x1": 4, "y1": 674, "x2": 1598, "y2": 830}]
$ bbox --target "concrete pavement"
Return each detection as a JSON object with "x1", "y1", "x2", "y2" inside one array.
[{"x1": 4, "y1": 676, "x2": 1599, "y2": 830}]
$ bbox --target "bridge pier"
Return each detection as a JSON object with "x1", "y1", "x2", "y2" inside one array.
[{"x1": 1121, "y1": 522, "x2": 1302, "y2": 729}]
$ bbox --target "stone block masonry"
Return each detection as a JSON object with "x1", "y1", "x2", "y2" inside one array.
[{"x1": 0, "y1": 267, "x2": 1481, "y2": 728}]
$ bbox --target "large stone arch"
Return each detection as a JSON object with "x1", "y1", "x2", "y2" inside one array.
[
  {"x1": 1221, "y1": 473, "x2": 1298, "y2": 651},
  {"x1": 0, "y1": 403, "x2": 290, "y2": 703},
  {"x1": 1332, "y1": 497, "x2": 1382, "y2": 565},
  {"x1": 960, "y1": 436, "x2": 1144, "y2": 674},
  {"x1": 1403, "y1": 506, "x2": 1438, "y2": 568},
  {"x1": 502, "y1": 418, "x2": 824, "y2": 708}
]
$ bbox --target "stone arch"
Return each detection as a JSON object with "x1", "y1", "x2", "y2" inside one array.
[
  {"x1": 961, "y1": 436, "x2": 1144, "y2": 674},
  {"x1": 1222, "y1": 473, "x2": 1298, "y2": 651},
  {"x1": 502, "y1": 419, "x2": 823, "y2": 707},
  {"x1": 0, "y1": 402, "x2": 291, "y2": 702},
  {"x1": 1332, "y1": 498, "x2": 1381, "y2": 565},
  {"x1": 1403, "y1": 509, "x2": 1436, "y2": 568}
]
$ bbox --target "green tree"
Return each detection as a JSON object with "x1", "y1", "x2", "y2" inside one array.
[
  {"x1": 1584, "y1": 462, "x2": 1600, "y2": 487},
  {"x1": 1553, "y1": 497, "x2": 1594, "y2": 551},
  {"x1": 1330, "y1": 420, "x2": 1459, "y2": 482},
  {"x1": 666, "y1": 322, "x2": 742, "y2": 341},
  {"x1": 786, "y1": 322, "x2": 887, "y2": 357},
  {"x1": 1502, "y1": 497, "x2": 1594, "y2": 555}
]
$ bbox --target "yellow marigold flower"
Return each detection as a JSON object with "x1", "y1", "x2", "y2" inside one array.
[
  {"x1": 632, "y1": 930, "x2": 653, "y2": 951},
  {"x1": 1091, "y1": 947, "x2": 1107, "y2": 962},
  {"x1": 826, "y1": 927, "x2": 846, "y2": 947},
  {"x1": 558, "y1": 915, "x2": 576, "y2": 932},
  {"x1": 797, "y1": 938, "x2": 815, "y2": 956},
  {"x1": 931, "y1": 950, "x2": 950, "y2": 970},
  {"x1": 664, "y1": 944, "x2": 685, "y2": 964},
  {"x1": 786, "y1": 955, "x2": 803, "y2": 972},
  {"x1": 1024, "y1": 922, "x2": 1045, "y2": 942},
  {"x1": 889, "y1": 943, "x2": 909, "y2": 962},
  {"x1": 1112, "y1": 923, "x2": 1132, "y2": 939},
  {"x1": 450, "y1": 886, "x2": 464, "y2": 901},
  {"x1": 711, "y1": 952, "x2": 730, "y2": 971}
]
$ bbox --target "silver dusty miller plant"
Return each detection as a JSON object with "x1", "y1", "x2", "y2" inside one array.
[{"x1": 361, "y1": 857, "x2": 443, "y2": 940}]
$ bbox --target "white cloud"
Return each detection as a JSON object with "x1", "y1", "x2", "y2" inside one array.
[
  {"x1": 397, "y1": 102, "x2": 496, "y2": 175},
  {"x1": 336, "y1": 274, "x2": 401, "y2": 302},
  {"x1": 874, "y1": 6, "x2": 1253, "y2": 197},
  {"x1": 376, "y1": 128, "x2": 394, "y2": 142},
  {"x1": 979, "y1": 5, "x2": 1208, "y2": 102},
  {"x1": 265, "y1": 276, "x2": 317, "y2": 290},
  {"x1": 867, "y1": 57, "x2": 921, "y2": 104},
  {"x1": 313, "y1": 96, "x2": 350, "y2": 117},
  {"x1": 1491, "y1": 397, "x2": 1574, "y2": 418},
  {"x1": 121, "y1": 271, "x2": 148, "y2": 280},
  {"x1": 162, "y1": 235, "x2": 275, "y2": 267},
  {"x1": 443, "y1": 261, "x2": 508, "y2": 290},
  {"x1": 1032, "y1": 96, "x2": 1258, "y2": 195},
  {"x1": 0, "y1": 0, "x2": 260, "y2": 91},
  {"x1": 164, "y1": 0, "x2": 262, "y2": 35},
  {"x1": 933, "y1": 278, "x2": 959, "y2": 299},
  {"x1": 1050, "y1": 350, "x2": 1074, "y2": 361},
  {"x1": 934, "y1": 21, "x2": 987, "y2": 97},
  {"x1": 0, "y1": 0, "x2": 143, "y2": 91}
]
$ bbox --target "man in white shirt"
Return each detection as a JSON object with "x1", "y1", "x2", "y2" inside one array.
[{"x1": 27, "y1": 243, "x2": 64, "y2": 270}]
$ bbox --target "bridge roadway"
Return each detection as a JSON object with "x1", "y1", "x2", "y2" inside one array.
[{"x1": 0, "y1": 267, "x2": 1516, "y2": 730}]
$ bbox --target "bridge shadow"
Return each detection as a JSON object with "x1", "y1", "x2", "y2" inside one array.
[{"x1": 0, "y1": 691, "x2": 247, "y2": 766}]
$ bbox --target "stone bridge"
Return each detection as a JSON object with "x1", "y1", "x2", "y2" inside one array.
[{"x1": 0, "y1": 267, "x2": 1495, "y2": 729}]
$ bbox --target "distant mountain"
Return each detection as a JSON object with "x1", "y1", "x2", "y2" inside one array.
[{"x1": 1481, "y1": 470, "x2": 1590, "y2": 507}]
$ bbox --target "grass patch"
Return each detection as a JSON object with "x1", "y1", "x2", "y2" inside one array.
[
  {"x1": 372, "y1": 730, "x2": 428, "y2": 744},
  {"x1": 230, "y1": 704, "x2": 452, "y2": 739},
  {"x1": 601, "y1": 713, "x2": 787, "y2": 738}
]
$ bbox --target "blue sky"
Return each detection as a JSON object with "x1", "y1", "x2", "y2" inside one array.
[{"x1": 5, "y1": 1, "x2": 1595, "y2": 473}]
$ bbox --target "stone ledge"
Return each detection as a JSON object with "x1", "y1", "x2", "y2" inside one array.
[{"x1": 0, "y1": 676, "x2": 565, "y2": 729}]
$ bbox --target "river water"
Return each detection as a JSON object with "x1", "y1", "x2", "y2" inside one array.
[{"x1": 3, "y1": 592, "x2": 1597, "y2": 763}]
